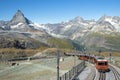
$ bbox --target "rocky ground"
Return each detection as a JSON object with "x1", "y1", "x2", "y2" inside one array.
[
  {"x1": 0, "y1": 56, "x2": 81, "y2": 80},
  {"x1": 106, "y1": 57, "x2": 120, "y2": 68}
]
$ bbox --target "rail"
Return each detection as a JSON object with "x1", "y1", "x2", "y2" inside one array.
[
  {"x1": 85, "y1": 66, "x2": 96, "y2": 80},
  {"x1": 109, "y1": 65, "x2": 120, "y2": 80},
  {"x1": 99, "y1": 72, "x2": 106, "y2": 80},
  {"x1": 59, "y1": 61, "x2": 85, "y2": 80}
]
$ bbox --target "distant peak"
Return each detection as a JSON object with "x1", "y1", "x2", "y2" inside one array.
[
  {"x1": 17, "y1": 9, "x2": 21, "y2": 12},
  {"x1": 74, "y1": 16, "x2": 83, "y2": 21},
  {"x1": 100, "y1": 15, "x2": 107, "y2": 19},
  {"x1": 101, "y1": 15, "x2": 112, "y2": 19},
  {"x1": 15, "y1": 10, "x2": 24, "y2": 17},
  {"x1": 9, "y1": 10, "x2": 32, "y2": 25},
  {"x1": 98, "y1": 15, "x2": 112, "y2": 22},
  {"x1": 69, "y1": 16, "x2": 84, "y2": 23},
  {"x1": 103, "y1": 14, "x2": 107, "y2": 17}
]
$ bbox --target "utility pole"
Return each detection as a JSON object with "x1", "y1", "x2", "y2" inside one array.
[
  {"x1": 109, "y1": 52, "x2": 112, "y2": 64},
  {"x1": 57, "y1": 49, "x2": 60, "y2": 80},
  {"x1": 83, "y1": 47, "x2": 86, "y2": 66},
  {"x1": 88, "y1": 53, "x2": 90, "y2": 63},
  {"x1": 74, "y1": 48, "x2": 76, "y2": 67}
]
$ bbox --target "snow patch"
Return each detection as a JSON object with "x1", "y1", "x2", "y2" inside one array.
[
  {"x1": 48, "y1": 32, "x2": 67, "y2": 38},
  {"x1": 1, "y1": 26, "x2": 5, "y2": 28},
  {"x1": 11, "y1": 23, "x2": 23, "y2": 28},
  {"x1": 30, "y1": 23, "x2": 51, "y2": 32},
  {"x1": 80, "y1": 22, "x2": 88, "y2": 26},
  {"x1": 63, "y1": 25, "x2": 71, "y2": 30},
  {"x1": 105, "y1": 18, "x2": 120, "y2": 32}
]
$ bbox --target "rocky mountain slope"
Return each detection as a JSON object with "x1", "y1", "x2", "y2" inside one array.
[
  {"x1": 40, "y1": 15, "x2": 120, "y2": 51},
  {"x1": 0, "y1": 10, "x2": 78, "y2": 49},
  {"x1": 1, "y1": 10, "x2": 120, "y2": 51}
]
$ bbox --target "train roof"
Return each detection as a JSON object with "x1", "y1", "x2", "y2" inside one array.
[
  {"x1": 97, "y1": 59, "x2": 108, "y2": 62},
  {"x1": 79, "y1": 54, "x2": 89, "y2": 56},
  {"x1": 79, "y1": 54, "x2": 86, "y2": 56},
  {"x1": 95, "y1": 56, "x2": 104, "y2": 60}
]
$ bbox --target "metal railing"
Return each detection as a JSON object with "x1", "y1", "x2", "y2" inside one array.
[{"x1": 59, "y1": 61, "x2": 85, "y2": 80}]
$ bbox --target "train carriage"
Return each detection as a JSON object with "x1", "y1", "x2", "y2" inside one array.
[
  {"x1": 66, "y1": 52, "x2": 109, "y2": 72},
  {"x1": 90, "y1": 56, "x2": 96, "y2": 63},
  {"x1": 95, "y1": 59, "x2": 109, "y2": 72},
  {"x1": 79, "y1": 54, "x2": 89, "y2": 61}
]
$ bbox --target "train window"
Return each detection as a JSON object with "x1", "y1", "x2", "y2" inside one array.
[
  {"x1": 105, "y1": 62, "x2": 107, "y2": 65},
  {"x1": 98, "y1": 62, "x2": 104, "y2": 65}
]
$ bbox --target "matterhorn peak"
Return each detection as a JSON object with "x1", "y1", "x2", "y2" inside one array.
[
  {"x1": 15, "y1": 10, "x2": 24, "y2": 17},
  {"x1": 9, "y1": 10, "x2": 32, "y2": 25}
]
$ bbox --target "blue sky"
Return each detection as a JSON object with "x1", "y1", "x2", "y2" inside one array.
[{"x1": 0, "y1": 0, "x2": 120, "y2": 23}]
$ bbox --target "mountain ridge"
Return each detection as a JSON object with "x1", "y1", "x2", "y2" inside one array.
[
  {"x1": 40, "y1": 15, "x2": 120, "y2": 51},
  {"x1": 0, "y1": 10, "x2": 79, "y2": 50},
  {"x1": 0, "y1": 10, "x2": 120, "y2": 51}
]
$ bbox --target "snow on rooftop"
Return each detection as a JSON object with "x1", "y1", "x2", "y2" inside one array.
[{"x1": 97, "y1": 59, "x2": 108, "y2": 62}]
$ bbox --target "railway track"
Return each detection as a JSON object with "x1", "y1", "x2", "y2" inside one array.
[
  {"x1": 85, "y1": 66, "x2": 96, "y2": 80},
  {"x1": 109, "y1": 65, "x2": 120, "y2": 80},
  {"x1": 99, "y1": 72, "x2": 106, "y2": 80}
]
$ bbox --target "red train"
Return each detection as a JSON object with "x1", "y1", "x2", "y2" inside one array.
[
  {"x1": 64, "y1": 52, "x2": 109, "y2": 72},
  {"x1": 96, "y1": 59, "x2": 108, "y2": 72},
  {"x1": 78, "y1": 54, "x2": 109, "y2": 72}
]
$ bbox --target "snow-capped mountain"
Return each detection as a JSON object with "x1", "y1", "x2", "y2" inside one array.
[
  {"x1": 41, "y1": 15, "x2": 120, "y2": 40},
  {"x1": 9, "y1": 10, "x2": 32, "y2": 25},
  {"x1": 1, "y1": 10, "x2": 120, "y2": 51},
  {"x1": 2, "y1": 10, "x2": 120, "y2": 39},
  {"x1": 0, "y1": 10, "x2": 80, "y2": 50},
  {"x1": 91, "y1": 15, "x2": 120, "y2": 33},
  {"x1": 0, "y1": 10, "x2": 55, "y2": 49},
  {"x1": 39, "y1": 15, "x2": 120, "y2": 51},
  {"x1": 42, "y1": 17, "x2": 95, "y2": 39},
  {"x1": 1, "y1": 10, "x2": 120, "y2": 38},
  {"x1": 0, "y1": 10, "x2": 45, "y2": 32}
]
